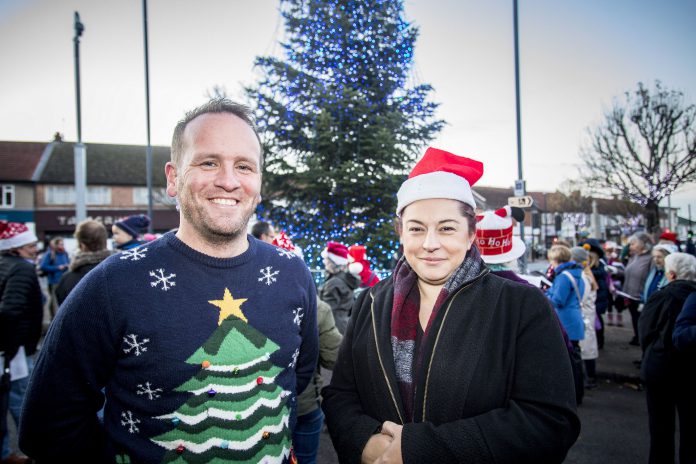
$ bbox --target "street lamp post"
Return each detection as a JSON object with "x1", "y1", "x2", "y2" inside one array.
[
  {"x1": 142, "y1": 0, "x2": 153, "y2": 232},
  {"x1": 73, "y1": 11, "x2": 87, "y2": 223},
  {"x1": 513, "y1": 0, "x2": 527, "y2": 271}
]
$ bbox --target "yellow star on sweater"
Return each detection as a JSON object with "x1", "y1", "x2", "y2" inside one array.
[{"x1": 209, "y1": 288, "x2": 248, "y2": 325}]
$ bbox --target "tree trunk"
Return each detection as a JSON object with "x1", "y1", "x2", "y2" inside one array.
[{"x1": 644, "y1": 199, "x2": 660, "y2": 233}]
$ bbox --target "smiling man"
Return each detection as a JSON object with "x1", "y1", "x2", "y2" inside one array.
[{"x1": 19, "y1": 99, "x2": 319, "y2": 464}]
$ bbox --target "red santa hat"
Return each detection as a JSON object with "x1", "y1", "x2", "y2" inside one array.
[
  {"x1": 348, "y1": 245, "x2": 367, "y2": 275},
  {"x1": 475, "y1": 206, "x2": 526, "y2": 264},
  {"x1": 321, "y1": 241, "x2": 349, "y2": 266},
  {"x1": 272, "y1": 231, "x2": 296, "y2": 251},
  {"x1": 659, "y1": 231, "x2": 678, "y2": 243},
  {"x1": 0, "y1": 220, "x2": 38, "y2": 251},
  {"x1": 396, "y1": 147, "x2": 483, "y2": 216}
]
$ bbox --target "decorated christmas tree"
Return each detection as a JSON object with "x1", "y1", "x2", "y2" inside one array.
[
  {"x1": 247, "y1": 0, "x2": 444, "y2": 268},
  {"x1": 151, "y1": 288, "x2": 292, "y2": 463}
]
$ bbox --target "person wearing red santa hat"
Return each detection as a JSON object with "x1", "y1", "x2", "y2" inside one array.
[
  {"x1": 0, "y1": 221, "x2": 43, "y2": 464},
  {"x1": 658, "y1": 230, "x2": 681, "y2": 252},
  {"x1": 322, "y1": 147, "x2": 579, "y2": 463},
  {"x1": 348, "y1": 244, "x2": 380, "y2": 289},
  {"x1": 319, "y1": 241, "x2": 359, "y2": 336}
]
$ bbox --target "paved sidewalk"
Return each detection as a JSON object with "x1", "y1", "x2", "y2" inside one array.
[{"x1": 596, "y1": 312, "x2": 643, "y2": 384}]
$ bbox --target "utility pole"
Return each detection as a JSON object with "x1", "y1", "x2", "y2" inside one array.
[
  {"x1": 513, "y1": 0, "x2": 526, "y2": 271},
  {"x1": 73, "y1": 12, "x2": 87, "y2": 223},
  {"x1": 142, "y1": 0, "x2": 154, "y2": 232}
]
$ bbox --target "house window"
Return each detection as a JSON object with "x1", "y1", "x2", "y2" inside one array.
[
  {"x1": 45, "y1": 185, "x2": 111, "y2": 205},
  {"x1": 133, "y1": 187, "x2": 176, "y2": 206},
  {"x1": 1, "y1": 184, "x2": 14, "y2": 208}
]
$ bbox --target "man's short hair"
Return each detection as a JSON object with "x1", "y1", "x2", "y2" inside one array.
[
  {"x1": 170, "y1": 98, "x2": 263, "y2": 168},
  {"x1": 251, "y1": 221, "x2": 272, "y2": 240},
  {"x1": 75, "y1": 220, "x2": 108, "y2": 252}
]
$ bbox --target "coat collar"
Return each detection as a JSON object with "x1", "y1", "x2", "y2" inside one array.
[{"x1": 366, "y1": 266, "x2": 490, "y2": 423}]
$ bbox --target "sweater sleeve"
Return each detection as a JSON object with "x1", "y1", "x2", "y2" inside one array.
[
  {"x1": 294, "y1": 276, "x2": 319, "y2": 398},
  {"x1": 401, "y1": 289, "x2": 580, "y2": 464},
  {"x1": 673, "y1": 292, "x2": 696, "y2": 351},
  {"x1": 19, "y1": 264, "x2": 118, "y2": 461},
  {"x1": 317, "y1": 297, "x2": 343, "y2": 370},
  {"x1": 547, "y1": 272, "x2": 573, "y2": 310}
]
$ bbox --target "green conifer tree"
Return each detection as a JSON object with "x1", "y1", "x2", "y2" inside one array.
[{"x1": 247, "y1": 0, "x2": 444, "y2": 268}]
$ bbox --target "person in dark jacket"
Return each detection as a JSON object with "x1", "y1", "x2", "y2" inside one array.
[
  {"x1": 673, "y1": 292, "x2": 696, "y2": 351},
  {"x1": 319, "y1": 241, "x2": 359, "y2": 335},
  {"x1": 0, "y1": 221, "x2": 43, "y2": 464},
  {"x1": 638, "y1": 252, "x2": 696, "y2": 464},
  {"x1": 55, "y1": 219, "x2": 113, "y2": 306},
  {"x1": 322, "y1": 148, "x2": 579, "y2": 463},
  {"x1": 111, "y1": 214, "x2": 150, "y2": 251}
]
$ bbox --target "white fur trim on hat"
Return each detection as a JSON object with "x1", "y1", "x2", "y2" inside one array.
[
  {"x1": 396, "y1": 171, "x2": 476, "y2": 215},
  {"x1": 321, "y1": 248, "x2": 349, "y2": 266},
  {"x1": 348, "y1": 262, "x2": 364, "y2": 276},
  {"x1": 0, "y1": 229, "x2": 38, "y2": 251}
]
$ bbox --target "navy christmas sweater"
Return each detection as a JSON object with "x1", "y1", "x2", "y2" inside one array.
[{"x1": 19, "y1": 232, "x2": 319, "y2": 463}]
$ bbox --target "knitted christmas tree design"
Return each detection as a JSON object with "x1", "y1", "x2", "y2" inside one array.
[{"x1": 151, "y1": 288, "x2": 292, "y2": 463}]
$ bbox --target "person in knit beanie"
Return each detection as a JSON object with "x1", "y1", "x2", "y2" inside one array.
[{"x1": 112, "y1": 214, "x2": 150, "y2": 251}]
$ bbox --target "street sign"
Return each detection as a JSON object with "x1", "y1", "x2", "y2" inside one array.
[
  {"x1": 508, "y1": 196, "x2": 534, "y2": 208},
  {"x1": 514, "y1": 179, "x2": 526, "y2": 197}
]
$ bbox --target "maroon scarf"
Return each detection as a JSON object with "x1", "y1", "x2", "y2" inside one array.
[{"x1": 390, "y1": 246, "x2": 485, "y2": 421}]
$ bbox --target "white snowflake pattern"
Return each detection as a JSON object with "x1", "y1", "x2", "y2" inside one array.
[
  {"x1": 123, "y1": 334, "x2": 150, "y2": 356},
  {"x1": 119, "y1": 247, "x2": 148, "y2": 261},
  {"x1": 258, "y1": 266, "x2": 279, "y2": 286},
  {"x1": 136, "y1": 381, "x2": 162, "y2": 400},
  {"x1": 276, "y1": 248, "x2": 296, "y2": 260},
  {"x1": 289, "y1": 348, "x2": 300, "y2": 369},
  {"x1": 293, "y1": 307, "x2": 304, "y2": 326},
  {"x1": 149, "y1": 268, "x2": 176, "y2": 291},
  {"x1": 121, "y1": 410, "x2": 141, "y2": 433}
]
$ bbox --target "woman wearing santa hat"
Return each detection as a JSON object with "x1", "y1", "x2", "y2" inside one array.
[
  {"x1": 319, "y1": 241, "x2": 360, "y2": 336},
  {"x1": 322, "y1": 147, "x2": 579, "y2": 463},
  {"x1": 0, "y1": 221, "x2": 43, "y2": 463}
]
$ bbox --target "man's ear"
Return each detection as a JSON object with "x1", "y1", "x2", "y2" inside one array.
[{"x1": 165, "y1": 162, "x2": 177, "y2": 198}]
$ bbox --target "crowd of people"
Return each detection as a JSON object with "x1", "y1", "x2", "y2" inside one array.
[{"x1": 1, "y1": 97, "x2": 694, "y2": 464}]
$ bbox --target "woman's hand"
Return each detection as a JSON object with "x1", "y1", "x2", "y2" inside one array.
[
  {"x1": 374, "y1": 421, "x2": 403, "y2": 464},
  {"x1": 361, "y1": 431, "x2": 392, "y2": 464}
]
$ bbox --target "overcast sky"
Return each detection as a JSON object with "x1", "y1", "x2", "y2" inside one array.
[{"x1": 1, "y1": 0, "x2": 694, "y2": 217}]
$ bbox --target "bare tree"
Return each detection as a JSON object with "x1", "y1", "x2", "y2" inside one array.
[{"x1": 581, "y1": 81, "x2": 696, "y2": 231}]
